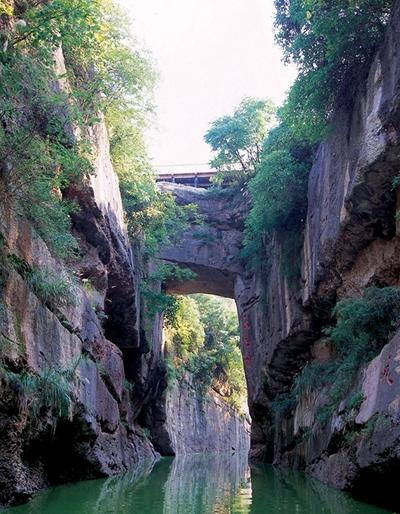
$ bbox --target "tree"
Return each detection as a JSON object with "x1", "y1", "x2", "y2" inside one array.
[
  {"x1": 274, "y1": 0, "x2": 392, "y2": 142},
  {"x1": 242, "y1": 123, "x2": 313, "y2": 270},
  {"x1": 204, "y1": 97, "x2": 276, "y2": 184}
]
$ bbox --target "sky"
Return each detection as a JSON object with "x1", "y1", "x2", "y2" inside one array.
[{"x1": 118, "y1": 0, "x2": 297, "y2": 173}]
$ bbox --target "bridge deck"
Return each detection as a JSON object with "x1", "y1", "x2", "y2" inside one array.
[{"x1": 156, "y1": 170, "x2": 217, "y2": 188}]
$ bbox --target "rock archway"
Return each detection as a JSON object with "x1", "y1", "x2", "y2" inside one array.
[
  {"x1": 159, "y1": 183, "x2": 245, "y2": 299},
  {"x1": 157, "y1": 183, "x2": 313, "y2": 457}
]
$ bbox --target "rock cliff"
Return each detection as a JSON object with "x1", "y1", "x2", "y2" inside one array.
[
  {"x1": 156, "y1": 1, "x2": 400, "y2": 505},
  {"x1": 0, "y1": 114, "x2": 163, "y2": 504},
  {"x1": 146, "y1": 375, "x2": 251, "y2": 455},
  {"x1": 0, "y1": 38, "x2": 251, "y2": 507},
  {"x1": 0, "y1": 43, "x2": 161, "y2": 505},
  {"x1": 2, "y1": 0, "x2": 400, "y2": 508}
]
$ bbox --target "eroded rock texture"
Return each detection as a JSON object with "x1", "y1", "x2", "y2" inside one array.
[{"x1": 146, "y1": 375, "x2": 251, "y2": 455}]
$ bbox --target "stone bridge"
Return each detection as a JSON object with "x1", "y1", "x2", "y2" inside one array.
[
  {"x1": 158, "y1": 183, "x2": 246, "y2": 298},
  {"x1": 157, "y1": 183, "x2": 311, "y2": 452}
]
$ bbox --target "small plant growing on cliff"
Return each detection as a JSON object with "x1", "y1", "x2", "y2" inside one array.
[
  {"x1": 3, "y1": 361, "x2": 81, "y2": 421},
  {"x1": 142, "y1": 263, "x2": 196, "y2": 326},
  {"x1": 27, "y1": 266, "x2": 78, "y2": 308},
  {"x1": 274, "y1": 287, "x2": 400, "y2": 424},
  {"x1": 328, "y1": 287, "x2": 400, "y2": 358},
  {"x1": 22, "y1": 366, "x2": 74, "y2": 420},
  {"x1": 123, "y1": 379, "x2": 135, "y2": 393}
]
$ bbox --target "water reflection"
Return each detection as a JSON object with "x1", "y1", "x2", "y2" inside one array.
[
  {"x1": 4, "y1": 453, "x2": 391, "y2": 514},
  {"x1": 163, "y1": 453, "x2": 251, "y2": 514}
]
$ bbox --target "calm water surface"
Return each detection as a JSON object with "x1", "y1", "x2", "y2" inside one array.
[{"x1": 4, "y1": 454, "x2": 393, "y2": 514}]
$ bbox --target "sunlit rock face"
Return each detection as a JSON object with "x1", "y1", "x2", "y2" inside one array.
[{"x1": 146, "y1": 375, "x2": 251, "y2": 456}]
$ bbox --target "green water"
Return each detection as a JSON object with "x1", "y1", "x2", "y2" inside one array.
[{"x1": 4, "y1": 454, "x2": 392, "y2": 514}]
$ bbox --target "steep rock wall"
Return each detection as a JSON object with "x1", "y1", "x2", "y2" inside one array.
[
  {"x1": 0, "y1": 47, "x2": 159, "y2": 506},
  {"x1": 147, "y1": 376, "x2": 251, "y2": 455},
  {"x1": 271, "y1": 0, "x2": 400, "y2": 501},
  {"x1": 156, "y1": 184, "x2": 311, "y2": 458}
]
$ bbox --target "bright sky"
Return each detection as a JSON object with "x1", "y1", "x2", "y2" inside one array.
[{"x1": 118, "y1": 0, "x2": 297, "y2": 172}]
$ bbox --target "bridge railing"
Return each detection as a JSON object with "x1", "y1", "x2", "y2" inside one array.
[{"x1": 156, "y1": 171, "x2": 217, "y2": 188}]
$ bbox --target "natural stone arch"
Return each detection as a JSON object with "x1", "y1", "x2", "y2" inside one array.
[
  {"x1": 157, "y1": 182, "x2": 311, "y2": 457},
  {"x1": 158, "y1": 183, "x2": 246, "y2": 299}
]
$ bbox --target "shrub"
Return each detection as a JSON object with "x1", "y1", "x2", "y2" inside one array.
[
  {"x1": 164, "y1": 297, "x2": 205, "y2": 358},
  {"x1": 26, "y1": 266, "x2": 78, "y2": 308},
  {"x1": 242, "y1": 124, "x2": 313, "y2": 271},
  {"x1": 273, "y1": 287, "x2": 400, "y2": 422},
  {"x1": 2, "y1": 359, "x2": 82, "y2": 421},
  {"x1": 274, "y1": 0, "x2": 392, "y2": 142}
]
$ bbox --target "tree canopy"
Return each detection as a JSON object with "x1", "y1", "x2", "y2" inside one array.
[
  {"x1": 204, "y1": 97, "x2": 276, "y2": 184},
  {"x1": 275, "y1": 0, "x2": 393, "y2": 142},
  {"x1": 164, "y1": 294, "x2": 247, "y2": 413}
]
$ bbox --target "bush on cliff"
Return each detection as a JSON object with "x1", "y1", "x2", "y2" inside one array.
[
  {"x1": 0, "y1": 47, "x2": 90, "y2": 258},
  {"x1": 0, "y1": 0, "x2": 189, "y2": 263},
  {"x1": 273, "y1": 287, "x2": 400, "y2": 421},
  {"x1": 212, "y1": 0, "x2": 392, "y2": 272},
  {"x1": 241, "y1": 123, "x2": 313, "y2": 271}
]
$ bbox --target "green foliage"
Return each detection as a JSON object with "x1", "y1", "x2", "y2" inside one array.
[
  {"x1": 0, "y1": 12, "x2": 92, "y2": 258},
  {"x1": 2, "y1": 358, "x2": 82, "y2": 421},
  {"x1": 165, "y1": 297, "x2": 205, "y2": 358},
  {"x1": 1, "y1": 0, "x2": 184, "y2": 265},
  {"x1": 19, "y1": 366, "x2": 74, "y2": 420},
  {"x1": 0, "y1": 0, "x2": 190, "y2": 271},
  {"x1": 274, "y1": 0, "x2": 392, "y2": 142},
  {"x1": 142, "y1": 263, "x2": 196, "y2": 326},
  {"x1": 328, "y1": 287, "x2": 400, "y2": 357},
  {"x1": 123, "y1": 379, "x2": 135, "y2": 393},
  {"x1": 242, "y1": 124, "x2": 313, "y2": 270},
  {"x1": 0, "y1": 1, "x2": 13, "y2": 16},
  {"x1": 165, "y1": 294, "x2": 247, "y2": 413},
  {"x1": 237, "y1": 0, "x2": 392, "y2": 272},
  {"x1": 272, "y1": 287, "x2": 400, "y2": 423},
  {"x1": 204, "y1": 97, "x2": 276, "y2": 184},
  {"x1": 7, "y1": 253, "x2": 29, "y2": 275},
  {"x1": 7, "y1": 253, "x2": 77, "y2": 308},
  {"x1": 164, "y1": 356, "x2": 184, "y2": 386},
  {"x1": 271, "y1": 392, "x2": 297, "y2": 416},
  {"x1": 347, "y1": 391, "x2": 365, "y2": 412},
  {"x1": 27, "y1": 266, "x2": 78, "y2": 308}
]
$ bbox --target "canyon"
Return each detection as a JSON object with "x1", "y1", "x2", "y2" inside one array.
[{"x1": 1, "y1": 0, "x2": 400, "y2": 510}]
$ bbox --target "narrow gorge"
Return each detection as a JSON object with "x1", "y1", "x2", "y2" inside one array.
[{"x1": 1, "y1": 0, "x2": 400, "y2": 512}]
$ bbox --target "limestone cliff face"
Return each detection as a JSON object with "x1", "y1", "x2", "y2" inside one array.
[
  {"x1": 0, "y1": 121, "x2": 161, "y2": 503},
  {"x1": 146, "y1": 375, "x2": 251, "y2": 455},
  {"x1": 271, "y1": 0, "x2": 400, "y2": 496},
  {"x1": 246, "y1": 0, "x2": 400, "y2": 499},
  {"x1": 0, "y1": 40, "x2": 252, "y2": 506}
]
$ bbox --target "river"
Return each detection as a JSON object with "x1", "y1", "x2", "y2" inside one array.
[{"x1": 4, "y1": 453, "x2": 393, "y2": 514}]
